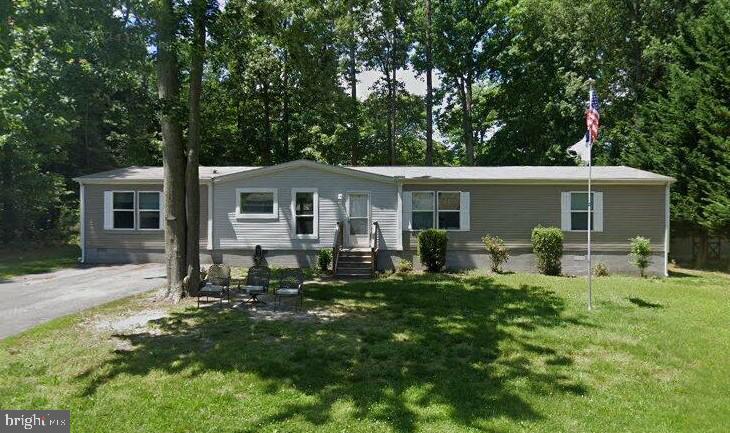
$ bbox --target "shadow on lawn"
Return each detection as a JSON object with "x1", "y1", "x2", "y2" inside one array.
[{"x1": 78, "y1": 274, "x2": 590, "y2": 432}]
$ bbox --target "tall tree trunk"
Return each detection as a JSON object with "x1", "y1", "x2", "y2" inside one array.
[
  {"x1": 186, "y1": 0, "x2": 206, "y2": 296},
  {"x1": 348, "y1": 0, "x2": 359, "y2": 165},
  {"x1": 388, "y1": 30, "x2": 397, "y2": 165},
  {"x1": 0, "y1": 140, "x2": 15, "y2": 243},
  {"x1": 261, "y1": 80, "x2": 273, "y2": 165},
  {"x1": 157, "y1": 0, "x2": 187, "y2": 301},
  {"x1": 390, "y1": 62, "x2": 397, "y2": 165},
  {"x1": 458, "y1": 75, "x2": 474, "y2": 166},
  {"x1": 385, "y1": 66, "x2": 394, "y2": 165},
  {"x1": 424, "y1": 0, "x2": 434, "y2": 166},
  {"x1": 282, "y1": 49, "x2": 290, "y2": 161}
]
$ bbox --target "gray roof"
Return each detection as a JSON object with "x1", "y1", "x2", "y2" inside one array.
[
  {"x1": 74, "y1": 161, "x2": 674, "y2": 183},
  {"x1": 74, "y1": 166, "x2": 256, "y2": 181},
  {"x1": 348, "y1": 165, "x2": 675, "y2": 182}
]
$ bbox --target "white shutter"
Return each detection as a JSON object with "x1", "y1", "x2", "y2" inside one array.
[
  {"x1": 460, "y1": 191, "x2": 470, "y2": 231},
  {"x1": 593, "y1": 192, "x2": 604, "y2": 232},
  {"x1": 402, "y1": 191, "x2": 412, "y2": 230},
  {"x1": 561, "y1": 192, "x2": 571, "y2": 231},
  {"x1": 104, "y1": 191, "x2": 113, "y2": 230}
]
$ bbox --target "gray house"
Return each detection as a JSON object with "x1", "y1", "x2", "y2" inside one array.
[{"x1": 74, "y1": 159, "x2": 674, "y2": 276}]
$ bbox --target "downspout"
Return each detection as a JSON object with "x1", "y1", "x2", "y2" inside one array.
[
  {"x1": 207, "y1": 180, "x2": 214, "y2": 253},
  {"x1": 664, "y1": 181, "x2": 670, "y2": 277},
  {"x1": 79, "y1": 182, "x2": 86, "y2": 263},
  {"x1": 396, "y1": 176, "x2": 404, "y2": 251}
]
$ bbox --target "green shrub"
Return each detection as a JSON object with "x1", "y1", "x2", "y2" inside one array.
[
  {"x1": 531, "y1": 226, "x2": 564, "y2": 276},
  {"x1": 417, "y1": 229, "x2": 448, "y2": 272},
  {"x1": 594, "y1": 262, "x2": 609, "y2": 277},
  {"x1": 630, "y1": 236, "x2": 652, "y2": 277},
  {"x1": 318, "y1": 248, "x2": 332, "y2": 272},
  {"x1": 397, "y1": 259, "x2": 413, "y2": 274},
  {"x1": 482, "y1": 234, "x2": 510, "y2": 273}
]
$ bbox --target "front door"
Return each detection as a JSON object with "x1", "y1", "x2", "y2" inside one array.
[{"x1": 347, "y1": 192, "x2": 370, "y2": 248}]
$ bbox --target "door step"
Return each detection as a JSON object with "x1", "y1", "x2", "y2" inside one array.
[{"x1": 336, "y1": 250, "x2": 375, "y2": 278}]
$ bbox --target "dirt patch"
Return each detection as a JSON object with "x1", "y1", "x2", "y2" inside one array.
[
  {"x1": 233, "y1": 303, "x2": 351, "y2": 322},
  {"x1": 93, "y1": 310, "x2": 170, "y2": 334}
]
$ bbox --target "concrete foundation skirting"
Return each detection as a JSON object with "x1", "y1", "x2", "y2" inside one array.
[
  {"x1": 86, "y1": 247, "x2": 665, "y2": 276},
  {"x1": 86, "y1": 248, "x2": 216, "y2": 265},
  {"x1": 388, "y1": 250, "x2": 665, "y2": 276}
]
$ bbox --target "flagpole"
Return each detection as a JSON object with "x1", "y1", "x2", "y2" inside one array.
[{"x1": 587, "y1": 81, "x2": 594, "y2": 311}]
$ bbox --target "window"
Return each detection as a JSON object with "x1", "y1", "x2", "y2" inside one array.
[
  {"x1": 570, "y1": 192, "x2": 593, "y2": 231},
  {"x1": 138, "y1": 192, "x2": 161, "y2": 230},
  {"x1": 412, "y1": 192, "x2": 435, "y2": 230},
  {"x1": 408, "y1": 191, "x2": 467, "y2": 231},
  {"x1": 112, "y1": 191, "x2": 135, "y2": 229},
  {"x1": 292, "y1": 188, "x2": 318, "y2": 238},
  {"x1": 236, "y1": 188, "x2": 278, "y2": 219},
  {"x1": 562, "y1": 191, "x2": 603, "y2": 232},
  {"x1": 438, "y1": 192, "x2": 461, "y2": 230}
]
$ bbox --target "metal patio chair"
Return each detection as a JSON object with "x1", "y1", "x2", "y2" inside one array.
[
  {"x1": 197, "y1": 264, "x2": 231, "y2": 308},
  {"x1": 274, "y1": 269, "x2": 304, "y2": 311},
  {"x1": 240, "y1": 266, "x2": 271, "y2": 305}
]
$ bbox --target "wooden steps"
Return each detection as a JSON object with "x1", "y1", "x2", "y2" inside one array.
[{"x1": 335, "y1": 249, "x2": 373, "y2": 278}]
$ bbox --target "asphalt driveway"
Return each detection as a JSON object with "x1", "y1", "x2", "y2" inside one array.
[{"x1": 0, "y1": 263, "x2": 166, "y2": 339}]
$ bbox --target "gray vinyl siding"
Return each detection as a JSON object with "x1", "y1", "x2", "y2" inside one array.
[
  {"x1": 84, "y1": 183, "x2": 208, "y2": 250},
  {"x1": 403, "y1": 183, "x2": 667, "y2": 253},
  {"x1": 213, "y1": 166, "x2": 398, "y2": 250}
]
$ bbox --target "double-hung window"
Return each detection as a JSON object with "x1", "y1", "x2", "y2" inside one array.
[
  {"x1": 105, "y1": 191, "x2": 162, "y2": 230},
  {"x1": 138, "y1": 192, "x2": 162, "y2": 230},
  {"x1": 236, "y1": 188, "x2": 278, "y2": 219},
  {"x1": 411, "y1": 192, "x2": 435, "y2": 230},
  {"x1": 437, "y1": 192, "x2": 461, "y2": 230},
  {"x1": 408, "y1": 191, "x2": 469, "y2": 231},
  {"x1": 112, "y1": 191, "x2": 135, "y2": 229},
  {"x1": 562, "y1": 191, "x2": 603, "y2": 232},
  {"x1": 292, "y1": 188, "x2": 318, "y2": 238}
]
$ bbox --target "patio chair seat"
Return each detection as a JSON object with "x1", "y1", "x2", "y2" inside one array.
[
  {"x1": 241, "y1": 285, "x2": 266, "y2": 294},
  {"x1": 200, "y1": 284, "x2": 226, "y2": 294},
  {"x1": 276, "y1": 288, "x2": 300, "y2": 296}
]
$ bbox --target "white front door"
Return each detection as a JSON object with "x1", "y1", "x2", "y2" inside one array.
[{"x1": 347, "y1": 192, "x2": 370, "y2": 248}]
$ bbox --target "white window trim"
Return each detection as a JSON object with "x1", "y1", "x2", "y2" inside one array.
[
  {"x1": 110, "y1": 190, "x2": 136, "y2": 231},
  {"x1": 410, "y1": 190, "x2": 436, "y2": 231},
  {"x1": 236, "y1": 188, "x2": 278, "y2": 220},
  {"x1": 137, "y1": 191, "x2": 163, "y2": 231},
  {"x1": 291, "y1": 188, "x2": 318, "y2": 239},
  {"x1": 436, "y1": 191, "x2": 462, "y2": 231},
  {"x1": 564, "y1": 191, "x2": 603, "y2": 233},
  {"x1": 408, "y1": 190, "x2": 465, "y2": 232}
]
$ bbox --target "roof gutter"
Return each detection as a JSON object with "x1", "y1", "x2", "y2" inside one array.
[{"x1": 399, "y1": 178, "x2": 676, "y2": 185}]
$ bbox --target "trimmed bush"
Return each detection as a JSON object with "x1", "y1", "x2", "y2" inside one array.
[
  {"x1": 482, "y1": 234, "x2": 510, "y2": 273},
  {"x1": 630, "y1": 236, "x2": 652, "y2": 277},
  {"x1": 531, "y1": 226, "x2": 564, "y2": 276},
  {"x1": 418, "y1": 229, "x2": 448, "y2": 272},
  {"x1": 594, "y1": 262, "x2": 609, "y2": 277},
  {"x1": 318, "y1": 248, "x2": 332, "y2": 273},
  {"x1": 397, "y1": 259, "x2": 413, "y2": 274}
]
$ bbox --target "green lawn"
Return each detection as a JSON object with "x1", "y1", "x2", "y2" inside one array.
[
  {"x1": 1, "y1": 269, "x2": 728, "y2": 432},
  {"x1": 0, "y1": 244, "x2": 80, "y2": 281}
]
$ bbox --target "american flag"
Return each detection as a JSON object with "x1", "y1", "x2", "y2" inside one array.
[{"x1": 586, "y1": 89, "x2": 600, "y2": 144}]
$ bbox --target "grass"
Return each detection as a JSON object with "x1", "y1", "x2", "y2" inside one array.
[
  {"x1": 0, "y1": 244, "x2": 80, "y2": 281},
  {"x1": 1, "y1": 268, "x2": 728, "y2": 432}
]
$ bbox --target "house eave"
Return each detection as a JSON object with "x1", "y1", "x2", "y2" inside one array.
[
  {"x1": 74, "y1": 178, "x2": 213, "y2": 185},
  {"x1": 212, "y1": 159, "x2": 396, "y2": 184},
  {"x1": 400, "y1": 178, "x2": 674, "y2": 185}
]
